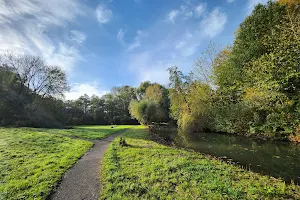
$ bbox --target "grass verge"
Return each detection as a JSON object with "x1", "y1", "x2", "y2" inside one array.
[
  {"x1": 0, "y1": 128, "x2": 92, "y2": 199},
  {"x1": 100, "y1": 126, "x2": 300, "y2": 199},
  {"x1": 35, "y1": 125, "x2": 134, "y2": 140}
]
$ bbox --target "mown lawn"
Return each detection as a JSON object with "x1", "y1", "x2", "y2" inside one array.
[
  {"x1": 0, "y1": 128, "x2": 92, "y2": 199},
  {"x1": 35, "y1": 125, "x2": 134, "y2": 140},
  {"x1": 100, "y1": 126, "x2": 300, "y2": 199}
]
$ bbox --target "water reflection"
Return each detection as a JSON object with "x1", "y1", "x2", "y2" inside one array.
[{"x1": 176, "y1": 132, "x2": 300, "y2": 184}]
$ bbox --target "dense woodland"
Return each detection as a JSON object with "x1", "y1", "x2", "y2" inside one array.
[
  {"x1": 0, "y1": 1, "x2": 299, "y2": 141},
  {"x1": 167, "y1": 0, "x2": 300, "y2": 141}
]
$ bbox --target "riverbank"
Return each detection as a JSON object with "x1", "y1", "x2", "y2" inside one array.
[{"x1": 100, "y1": 126, "x2": 300, "y2": 199}]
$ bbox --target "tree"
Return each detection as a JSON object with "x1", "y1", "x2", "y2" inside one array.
[
  {"x1": 0, "y1": 53, "x2": 69, "y2": 127},
  {"x1": 129, "y1": 100, "x2": 166, "y2": 125},
  {"x1": 194, "y1": 42, "x2": 220, "y2": 84},
  {"x1": 136, "y1": 81, "x2": 151, "y2": 100},
  {"x1": 168, "y1": 66, "x2": 191, "y2": 120},
  {"x1": 76, "y1": 94, "x2": 91, "y2": 114},
  {"x1": 168, "y1": 65, "x2": 214, "y2": 134},
  {"x1": 90, "y1": 95, "x2": 106, "y2": 124},
  {"x1": 210, "y1": 0, "x2": 300, "y2": 136},
  {"x1": 129, "y1": 82, "x2": 169, "y2": 125},
  {"x1": 145, "y1": 84, "x2": 164, "y2": 103},
  {"x1": 0, "y1": 66, "x2": 27, "y2": 125},
  {"x1": 0, "y1": 53, "x2": 69, "y2": 97}
]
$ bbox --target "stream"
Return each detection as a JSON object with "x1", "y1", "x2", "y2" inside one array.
[{"x1": 175, "y1": 132, "x2": 300, "y2": 184}]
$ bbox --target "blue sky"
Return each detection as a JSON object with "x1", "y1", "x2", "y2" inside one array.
[{"x1": 0, "y1": 0, "x2": 267, "y2": 99}]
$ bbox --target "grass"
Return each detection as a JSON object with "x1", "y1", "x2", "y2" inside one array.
[
  {"x1": 0, "y1": 125, "x2": 133, "y2": 199},
  {"x1": 35, "y1": 125, "x2": 134, "y2": 140},
  {"x1": 0, "y1": 128, "x2": 93, "y2": 199},
  {"x1": 100, "y1": 126, "x2": 300, "y2": 199}
]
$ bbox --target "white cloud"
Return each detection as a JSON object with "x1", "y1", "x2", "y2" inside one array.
[
  {"x1": 117, "y1": 28, "x2": 126, "y2": 44},
  {"x1": 96, "y1": 5, "x2": 112, "y2": 24},
  {"x1": 195, "y1": 3, "x2": 206, "y2": 17},
  {"x1": 129, "y1": 52, "x2": 170, "y2": 85},
  {"x1": 0, "y1": 0, "x2": 83, "y2": 26},
  {"x1": 70, "y1": 30, "x2": 87, "y2": 44},
  {"x1": 227, "y1": 0, "x2": 235, "y2": 3},
  {"x1": 200, "y1": 8, "x2": 227, "y2": 38},
  {"x1": 247, "y1": 0, "x2": 268, "y2": 14},
  {"x1": 184, "y1": 11, "x2": 194, "y2": 19},
  {"x1": 0, "y1": 0, "x2": 85, "y2": 71},
  {"x1": 127, "y1": 30, "x2": 147, "y2": 51},
  {"x1": 125, "y1": 5, "x2": 228, "y2": 85},
  {"x1": 168, "y1": 10, "x2": 179, "y2": 23},
  {"x1": 64, "y1": 82, "x2": 108, "y2": 100},
  {"x1": 46, "y1": 43, "x2": 81, "y2": 72},
  {"x1": 167, "y1": 3, "x2": 206, "y2": 23},
  {"x1": 175, "y1": 41, "x2": 187, "y2": 49},
  {"x1": 174, "y1": 31, "x2": 198, "y2": 57},
  {"x1": 127, "y1": 41, "x2": 141, "y2": 51}
]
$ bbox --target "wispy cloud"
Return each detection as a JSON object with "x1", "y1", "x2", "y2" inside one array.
[
  {"x1": 117, "y1": 28, "x2": 127, "y2": 44},
  {"x1": 200, "y1": 8, "x2": 227, "y2": 38},
  {"x1": 0, "y1": 0, "x2": 83, "y2": 26},
  {"x1": 129, "y1": 52, "x2": 171, "y2": 85},
  {"x1": 195, "y1": 3, "x2": 206, "y2": 17},
  {"x1": 70, "y1": 30, "x2": 87, "y2": 44},
  {"x1": 127, "y1": 40, "x2": 141, "y2": 51},
  {"x1": 0, "y1": 0, "x2": 85, "y2": 71},
  {"x1": 167, "y1": 2, "x2": 206, "y2": 23},
  {"x1": 127, "y1": 30, "x2": 147, "y2": 51},
  {"x1": 96, "y1": 5, "x2": 113, "y2": 24},
  {"x1": 174, "y1": 31, "x2": 199, "y2": 57},
  {"x1": 170, "y1": 7, "x2": 226, "y2": 57},
  {"x1": 227, "y1": 0, "x2": 235, "y2": 3},
  {"x1": 127, "y1": 3, "x2": 228, "y2": 85},
  {"x1": 168, "y1": 10, "x2": 179, "y2": 24}
]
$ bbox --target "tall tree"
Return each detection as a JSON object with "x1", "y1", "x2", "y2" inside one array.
[{"x1": 0, "y1": 53, "x2": 69, "y2": 97}]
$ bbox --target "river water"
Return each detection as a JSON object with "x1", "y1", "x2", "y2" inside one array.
[{"x1": 176, "y1": 132, "x2": 300, "y2": 185}]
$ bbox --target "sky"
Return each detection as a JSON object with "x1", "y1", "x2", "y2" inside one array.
[{"x1": 0, "y1": 0, "x2": 268, "y2": 100}]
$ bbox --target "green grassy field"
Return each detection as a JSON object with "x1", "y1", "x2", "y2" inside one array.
[
  {"x1": 35, "y1": 125, "x2": 134, "y2": 140},
  {"x1": 0, "y1": 128, "x2": 92, "y2": 199},
  {"x1": 100, "y1": 126, "x2": 300, "y2": 199},
  {"x1": 0, "y1": 125, "x2": 131, "y2": 199}
]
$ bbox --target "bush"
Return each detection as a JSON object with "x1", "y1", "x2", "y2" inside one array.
[
  {"x1": 211, "y1": 102, "x2": 254, "y2": 134},
  {"x1": 129, "y1": 100, "x2": 167, "y2": 125}
]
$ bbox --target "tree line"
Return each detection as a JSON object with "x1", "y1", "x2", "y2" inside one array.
[
  {"x1": 167, "y1": 0, "x2": 300, "y2": 141},
  {"x1": 0, "y1": 53, "x2": 170, "y2": 127},
  {"x1": 64, "y1": 82, "x2": 169, "y2": 126},
  {"x1": 1, "y1": 0, "x2": 299, "y2": 141}
]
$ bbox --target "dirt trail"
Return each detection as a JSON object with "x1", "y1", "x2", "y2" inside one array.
[{"x1": 49, "y1": 131, "x2": 124, "y2": 200}]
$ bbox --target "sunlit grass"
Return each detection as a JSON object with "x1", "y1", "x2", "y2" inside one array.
[
  {"x1": 36, "y1": 125, "x2": 135, "y2": 140},
  {"x1": 0, "y1": 125, "x2": 136, "y2": 199},
  {"x1": 100, "y1": 126, "x2": 300, "y2": 199},
  {"x1": 0, "y1": 128, "x2": 92, "y2": 199}
]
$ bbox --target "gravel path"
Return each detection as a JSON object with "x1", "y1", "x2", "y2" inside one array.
[{"x1": 48, "y1": 131, "x2": 124, "y2": 200}]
